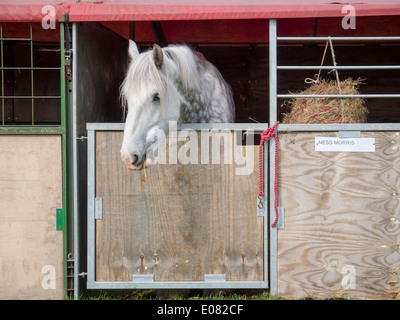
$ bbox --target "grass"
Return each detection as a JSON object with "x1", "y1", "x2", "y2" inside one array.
[{"x1": 80, "y1": 289, "x2": 287, "y2": 300}]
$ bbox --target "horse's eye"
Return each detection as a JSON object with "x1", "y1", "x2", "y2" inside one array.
[{"x1": 152, "y1": 93, "x2": 160, "y2": 103}]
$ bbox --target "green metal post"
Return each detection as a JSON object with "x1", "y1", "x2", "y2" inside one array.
[{"x1": 60, "y1": 21, "x2": 68, "y2": 300}]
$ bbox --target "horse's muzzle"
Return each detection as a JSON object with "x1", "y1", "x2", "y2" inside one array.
[
  {"x1": 123, "y1": 157, "x2": 152, "y2": 171},
  {"x1": 122, "y1": 138, "x2": 157, "y2": 170}
]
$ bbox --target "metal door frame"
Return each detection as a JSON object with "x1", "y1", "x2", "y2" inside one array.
[{"x1": 86, "y1": 122, "x2": 270, "y2": 290}]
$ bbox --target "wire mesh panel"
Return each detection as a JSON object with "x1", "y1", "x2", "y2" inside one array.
[{"x1": 0, "y1": 23, "x2": 62, "y2": 126}]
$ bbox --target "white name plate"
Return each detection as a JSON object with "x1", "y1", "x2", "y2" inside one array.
[{"x1": 315, "y1": 137, "x2": 375, "y2": 152}]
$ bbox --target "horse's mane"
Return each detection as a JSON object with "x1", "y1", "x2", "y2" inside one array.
[
  {"x1": 163, "y1": 45, "x2": 203, "y2": 90},
  {"x1": 120, "y1": 44, "x2": 204, "y2": 117}
]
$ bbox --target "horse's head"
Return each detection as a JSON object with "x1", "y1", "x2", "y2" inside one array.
[{"x1": 120, "y1": 41, "x2": 182, "y2": 170}]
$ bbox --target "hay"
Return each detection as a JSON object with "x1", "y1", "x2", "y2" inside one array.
[{"x1": 281, "y1": 77, "x2": 368, "y2": 124}]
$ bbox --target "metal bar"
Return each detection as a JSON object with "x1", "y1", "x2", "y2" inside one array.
[
  {"x1": 72, "y1": 22, "x2": 80, "y2": 301},
  {"x1": 179, "y1": 122, "x2": 268, "y2": 132},
  {"x1": 277, "y1": 94, "x2": 400, "y2": 98},
  {"x1": 263, "y1": 133, "x2": 269, "y2": 288},
  {"x1": 87, "y1": 128, "x2": 96, "y2": 286},
  {"x1": 269, "y1": 20, "x2": 278, "y2": 125},
  {"x1": 87, "y1": 280, "x2": 269, "y2": 290},
  {"x1": 278, "y1": 65, "x2": 400, "y2": 70},
  {"x1": 1, "y1": 24, "x2": 4, "y2": 126},
  {"x1": 0, "y1": 37, "x2": 32, "y2": 41},
  {"x1": 1, "y1": 66, "x2": 61, "y2": 70},
  {"x1": 30, "y1": 23, "x2": 34, "y2": 125},
  {"x1": 65, "y1": 37, "x2": 75, "y2": 300},
  {"x1": 86, "y1": 122, "x2": 270, "y2": 132},
  {"x1": 269, "y1": 18, "x2": 279, "y2": 297},
  {"x1": 0, "y1": 96, "x2": 62, "y2": 99},
  {"x1": 277, "y1": 123, "x2": 400, "y2": 132},
  {"x1": 60, "y1": 22, "x2": 69, "y2": 300},
  {"x1": 278, "y1": 36, "x2": 400, "y2": 41}
]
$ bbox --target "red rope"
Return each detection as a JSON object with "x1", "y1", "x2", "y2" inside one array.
[{"x1": 258, "y1": 121, "x2": 280, "y2": 227}]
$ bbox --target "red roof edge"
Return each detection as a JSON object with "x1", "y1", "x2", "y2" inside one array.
[{"x1": 0, "y1": 3, "x2": 399, "y2": 23}]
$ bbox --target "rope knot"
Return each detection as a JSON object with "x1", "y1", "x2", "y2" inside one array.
[{"x1": 260, "y1": 126, "x2": 277, "y2": 142}]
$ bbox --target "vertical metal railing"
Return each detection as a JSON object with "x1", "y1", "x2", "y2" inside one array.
[
  {"x1": 0, "y1": 23, "x2": 63, "y2": 127},
  {"x1": 268, "y1": 18, "x2": 279, "y2": 298},
  {"x1": 269, "y1": 19, "x2": 400, "y2": 131}
]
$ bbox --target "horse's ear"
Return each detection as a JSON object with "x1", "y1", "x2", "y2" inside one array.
[
  {"x1": 128, "y1": 40, "x2": 139, "y2": 61},
  {"x1": 153, "y1": 44, "x2": 163, "y2": 70}
]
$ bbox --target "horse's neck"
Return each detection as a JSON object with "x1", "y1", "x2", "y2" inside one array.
[
  {"x1": 173, "y1": 51, "x2": 234, "y2": 123},
  {"x1": 178, "y1": 81, "x2": 233, "y2": 123},
  {"x1": 179, "y1": 84, "x2": 207, "y2": 123}
]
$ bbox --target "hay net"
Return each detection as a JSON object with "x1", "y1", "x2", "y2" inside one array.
[
  {"x1": 280, "y1": 38, "x2": 368, "y2": 124},
  {"x1": 281, "y1": 77, "x2": 368, "y2": 124}
]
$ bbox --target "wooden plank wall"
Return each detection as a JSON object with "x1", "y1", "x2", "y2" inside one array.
[
  {"x1": 0, "y1": 135, "x2": 64, "y2": 299},
  {"x1": 278, "y1": 131, "x2": 400, "y2": 299},
  {"x1": 95, "y1": 131, "x2": 263, "y2": 283}
]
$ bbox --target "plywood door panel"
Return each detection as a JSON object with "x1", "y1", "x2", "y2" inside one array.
[
  {"x1": 95, "y1": 131, "x2": 263, "y2": 283},
  {"x1": 0, "y1": 135, "x2": 63, "y2": 300},
  {"x1": 278, "y1": 132, "x2": 400, "y2": 299}
]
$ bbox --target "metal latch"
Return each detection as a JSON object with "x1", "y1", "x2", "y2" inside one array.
[{"x1": 257, "y1": 195, "x2": 266, "y2": 217}]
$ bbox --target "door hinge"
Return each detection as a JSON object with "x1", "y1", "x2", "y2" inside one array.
[
  {"x1": 95, "y1": 198, "x2": 103, "y2": 220},
  {"x1": 65, "y1": 61, "x2": 72, "y2": 82},
  {"x1": 56, "y1": 208, "x2": 65, "y2": 231}
]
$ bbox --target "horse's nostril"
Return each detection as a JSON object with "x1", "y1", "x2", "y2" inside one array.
[{"x1": 131, "y1": 154, "x2": 139, "y2": 166}]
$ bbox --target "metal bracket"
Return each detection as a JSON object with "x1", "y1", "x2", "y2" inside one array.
[
  {"x1": 339, "y1": 130, "x2": 361, "y2": 138},
  {"x1": 56, "y1": 208, "x2": 64, "y2": 231},
  {"x1": 273, "y1": 207, "x2": 285, "y2": 229},
  {"x1": 204, "y1": 274, "x2": 227, "y2": 282},
  {"x1": 132, "y1": 274, "x2": 155, "y2": 283},
  {"x1": 94, "y1": 198, "x2": 103, "y2": 220},
  {"x1": 257, "y1": 195, "x2": 266, "y2": 217}
]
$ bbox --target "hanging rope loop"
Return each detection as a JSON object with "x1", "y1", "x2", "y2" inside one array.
[{"x1": 258, "y1": 121, "x2": 280, "y2": 227}]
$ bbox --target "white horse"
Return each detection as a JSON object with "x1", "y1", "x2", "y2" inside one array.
[{"x1": 120, "y1": 40, "x2": 235, "y2": 170}]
